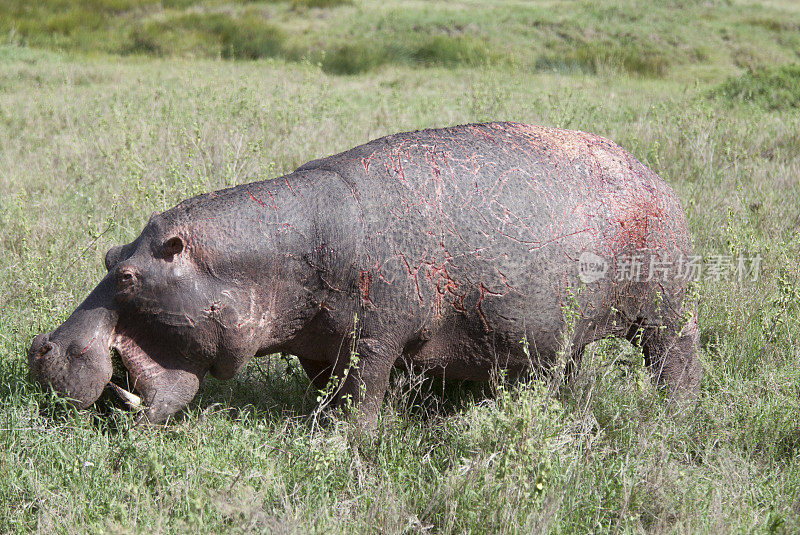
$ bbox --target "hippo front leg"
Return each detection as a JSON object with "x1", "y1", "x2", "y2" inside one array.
[
  {"x1": 135, "y1": 367, "x2": 203, "y2": 424},
  {"x1": 112, "y1": 330, "x2": 205, "y2": 424},
  {"x1": 331, "y1": 338, "x2": 398, "y2": 428},
  {"x1": 646, "y1": 315, "x2": 702, "y2": 402},
  {"x1": 627, "y1": 309, "x2": 702, "y2": 405}
]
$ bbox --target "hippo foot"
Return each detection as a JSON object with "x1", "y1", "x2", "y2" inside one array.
[{"x1": 132, "y1": 368, "x2": 202, "y2": 425}]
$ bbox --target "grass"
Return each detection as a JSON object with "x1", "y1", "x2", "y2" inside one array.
[
  {"x1": 124, "y1": 11, "x2": 286, "y2": 59},
  {"x1": 1, "y1": 0, "x2": 800, "y2": 532},
  {"x1": 3, "y1": 0, "x2": 800, "y2": 78},
  {"x1": 710, "y1": 64, "x2": 800, "y2": 110}
]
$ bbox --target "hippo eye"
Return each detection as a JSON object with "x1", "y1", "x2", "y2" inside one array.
[
  {"x1": 163, "y1": 236, "x2": 184, "y2": 258},
  {"x1": 67, "y1": 341, "x2": 90, "y2": 359}
]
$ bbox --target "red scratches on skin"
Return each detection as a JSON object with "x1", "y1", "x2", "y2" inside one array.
[
  {"x1": 604, "y1": 192, "x2": 668, "y2": 253},
  {"x1": 334, "y1": 122, "x2": 688, "y2": 331},
  {"x1": 424, "y1": 261, "x2": 461, "y2": 317},
  {"x1": 616, "y1": 203, "x2": 660, "y2": 249},
  {"x1": 468, "y1": 124, "x2": 497, "y2": 142},
  {"x1": 385, "y1": 145, "x2": 412, "y2": 182},
  {"x1": 265, "y1": 190, "x2": 280, "y2": 222},
  {"x1": 362, "y1": 153, "x2": 377, "y2": 174},
  {"x1": 247, "y1": 190, "x2": 265, "y2": 207},
  {"x1": 373, "y1": 259, "x2": 392, "y2": 285},
  {"x1": 284, "y1": 177, "x2": 299, "y2": 196},
  {"x1": 359, "y1": 270, "x2": 373, "y2": 304},
  {"x1": 476, "y1": 282, "x2": 503, "y2": 332},
  {"x1": 79, "y1": 336, "x2": 97, "y2": 357},
  {"x1": 396, "y1": 251, "x2": 424, "y2": 304}
]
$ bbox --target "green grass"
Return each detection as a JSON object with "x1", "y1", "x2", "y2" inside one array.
[
  {"x1": 292, "y1": 0, "x2": 351, "y2": 7},
  {"x1": 2, "y1": 0, "x2": 800, "y2": 532},
  {"x1": 124, "y1": 11, "x2": 286, "y2": 59},
  {"x1": 4, "y1": 0, "x2": 800, "y2": 78},
  {"x1": 710, "y1": 64, "x2": 800, "y2": 110}
]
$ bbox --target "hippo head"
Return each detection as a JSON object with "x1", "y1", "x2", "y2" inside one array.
[
  {"x1": 28, "y1": 211, "x2": 266, "y2": 422},
  {"x1": 28, "y1": 274, "x2": 117, "y2": 410}
]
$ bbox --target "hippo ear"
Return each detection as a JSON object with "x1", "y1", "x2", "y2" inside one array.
[
  {"x1": 105, "y1": 245, "x2": 124, "y2": 271},
  {"x1": 163, "y1": 236, "x2": 184, "y2": 258}
]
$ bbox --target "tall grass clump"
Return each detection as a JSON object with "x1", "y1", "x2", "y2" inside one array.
[
  {"x1": 412, "y1": 35, "x2": 494, "y2": 67},
  {"x1": 291, "y1": 0, "x2": 351, "y2": 8},
  {"x1": 321, "y1": 35, "x2": 496, "y2": 75},
  {"x1": 709, "y1": 64, "x2": 800, "y2": 110},
  {"x1": 122, "y1": 12, "x2": 285, "y2": 59},
  {"x1": 321, "y1": 42, "x2": 392, "y2": 75},
  {"x1": 537, "y1": 37, "x2": 672, "y2": 77}
]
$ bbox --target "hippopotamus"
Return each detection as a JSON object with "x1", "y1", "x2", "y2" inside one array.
[{"x1": 28, "y1": 122, "x2": 701, "y2": 425}]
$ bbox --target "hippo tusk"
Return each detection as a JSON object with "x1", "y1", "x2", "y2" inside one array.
[{"x1": 107, "y1": 383, "x2": 142, "y2": 409}]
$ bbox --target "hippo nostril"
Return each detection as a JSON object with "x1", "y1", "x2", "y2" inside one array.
[
  {"x1": 29, "y1": 333, "x2": 53, "y2": 360},
  {"x1": 28, "y1": 334, "x2": 56, "y2": 381}
]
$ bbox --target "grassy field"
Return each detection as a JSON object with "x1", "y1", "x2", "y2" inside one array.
[{"x1": 1, "y1": 0, "x2": 800, "y2": 532}]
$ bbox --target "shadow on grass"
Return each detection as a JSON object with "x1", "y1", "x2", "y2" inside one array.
[
  {"x1": 387, "y1": 368, "x2": 496, "y2": 423},
  {"x1": 12, "y1": 349, "x2": 522, "y2": 434},
  {"x1": 185, "y1": 353, "x2": 502, "y2": 430},
  {"x1": 187, "y1": 354, "x2": 497, "y2": 428},
  {"x1": 191, "y1": 355, "x2": 313, "y2": 423}
]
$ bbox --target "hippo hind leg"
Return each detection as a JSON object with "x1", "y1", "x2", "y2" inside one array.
[
  {"x1": 298, "y1": 357, "x2": 334, "y2": 391},
  {"x1": 329, "y1": 337, "x2": 398, "y2": 428},
  {"x1": 564, "y1": 346, "x2": 585, "y2": 385},
  {"x1": 627, "y1": 313, "x2": 702, "y2": 401}
]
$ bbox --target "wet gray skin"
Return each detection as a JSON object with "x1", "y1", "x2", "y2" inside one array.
[{"x1": 29, "y1": 122, "x2": 702, "y2": 426}]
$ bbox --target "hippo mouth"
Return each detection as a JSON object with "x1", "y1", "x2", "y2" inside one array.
[
  {"x1": 105, "y1": 337, "x2": 143, "y2": 411},
  {"x1": 28, "y1": 270, "x2": 200, "y2": 422},
  {"x1": 105, "y1": 332, "x2": 145, "y2": 411},
  {"x1": 106, "y1": 381, "x2": 142, "y2": 409},
  {"x1": 105, "y1": 321, "x2": 171, "y2": 412},
  {"x1": 103, "y1": 314, "x2": 205, "y2": 422}
]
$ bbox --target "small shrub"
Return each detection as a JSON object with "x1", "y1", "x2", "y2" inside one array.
[
  {"x1": 121, "y1": 12, "x2": 285, "y2": 60},
  {"x1": 412, "y1": 34, "x2": 492, "y2": 67},
  {"x1": 83, "y1": 0, "x2": 157, "y2": 13},
  {"x1": 709, "y1": 64, "x2": 800, "y2": 110},
  {"x1": 744, "y1": 17, "x2": 800, "y2": 33},
  {"x1": 321, "y1": 34, "x2": 495, "y2": 75},
  {"x1": 161, "y1": 0, "x2": 197, "y2": 8},
  {"x1": 217, "y1": 16, "x2": 284, "y2": 60},
  {"x1": 45, "y1": 10, "x2": 107, "y2": 35},
  {"x1": 537, "y1": 37, "x2": 671, "y2": 77},
  {"x1": 321, "y1": 42, "x2": 390, "y2": 75},
  {"x1": 123, "y1": 24, "x2": 163, "y2": 56},
  {"x1": 292, "y1": 0, "x2": 351, "y2": 8},
  {"x1": 577, "y1": 39, "x2": 671, "y2": 77},
  {"x1": 534, "y1": 55, "x2": 596, "y2": 75}
]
